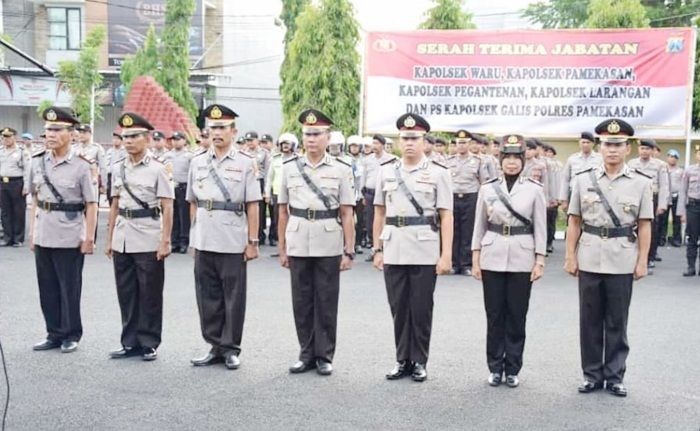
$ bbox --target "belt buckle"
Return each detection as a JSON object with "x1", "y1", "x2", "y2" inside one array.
[
  {"x1": 397, "y1": 216, "x2": 406, "y2": 227},
  {"x1": 307, "y1": 209, "x2": 316, "y2": 221},
  {"x1": 42, "y1": 201, "x2": 51, "y2": 212},
  {"x1": 601, "y1": 226, "x2": 609, "y2": 240},
  {"x1": 458, "y1": 193, "x2": 464, "y2": 198},
  {"x1": 206, "y1": 199, "x2": 213, "y2": 211},
  {"x1": 124, "y1": 208, "x2": 133, "y2": 219},
  {"x1": 502, "y1": 225, "x2": 511, "y2": 236},
  {"x1": 2, "y1": 177, "x2": 8, "y2": 183}
]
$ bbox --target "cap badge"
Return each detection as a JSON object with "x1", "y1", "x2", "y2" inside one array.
[
  {"x1": 458, "y1": 131, "x2": 467, "y2": 138},
  {"x1": 46, "y1": 110, "x2": 57, "y2": 121},
  {"x1": 607, "y1": 121, "x2": 620, "y2": 134},
  {"x1": 211, "y1": 106, "x2": 222, "y2": 119},
  {"x1": 122, "y1": 115, "x2": 134, "y2": 127},
  {"x1": 306, "y1": 112, "x2": 318, "y2": 125},
  {"x1": 404, "y1": 116, "x2": 416, "y2": 128},
  {"x1": 507, "y1": 135, "x2": 518, "y2": 144}
]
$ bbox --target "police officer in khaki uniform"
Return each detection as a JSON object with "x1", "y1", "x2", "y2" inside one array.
[
  {"x1": 678, "y1": 144, "x2": 700, "y2": 276},
  {"x1": 244, "y1": 131, "x2": 271, "y2": 244},
  {"x1": 168, "y1": 131, "x2": 193, "y2": 253},
  {"x1": 277, "y1": 109, "x2": 355, "y2": 376},
  {"x1": 0, "y1": 127, "x2": 30, "y2": 246},
  {"x1": 558, "y1": 132, "x2": 603, "y2": 210},
  {"x1": 446, "y1": 130, "x2": 488, "y2": 276},
  {"x1": 106, "y1": 132, "x2": 127, "y2": 206},
  {"x1": 105, "y1": 113, "x2": 174, "y2": 361},
  {"x1": 543, "y1": 143, "x2": 563, "y2": 253},
  {"x1": 188, "y1": 104, "x2": 261, "y2": 370},
  {"x1": 471, "y1": 135, "x2": 547, "y2": 388},
  {"x1": 361, "y1": 134, "x2": 396, "y2": 259},
  {"x1": 29, "y1": 107, "x2": 98, "y2": 353},
  {"x1": 663, "y1": 149, "x2": 683, "y2": 247},
  {"x1": 150, "y1": 131, "x2": 167, "y2": 159},
  {"x1": 565, "y1": 119, "x2": 653, "y2": 398},
  {"x1": 373, "y1": 113, "x2": 453, "y2": 382}
]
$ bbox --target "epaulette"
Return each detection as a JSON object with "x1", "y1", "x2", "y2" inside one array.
[
  {"x1": 431, "y1": 160, "x2": 448, "y2": 169},
  {"x1": 380, "y1": 158, "x2": 397, "y2": 166},
  {"x1": 335, "y1": 157, "x2": 351, "y2": 167},
  {"x1": 574, "y1": 167, "x2": 593, "y2": 176},
  {"x1": 283, "y1": 155, "x2": 299, "y2": 164},
  {"x1": 633, "y1": 168, "x2": 652, "y2": 179},
  {"x1": 32, "y1": 150, "x2": 46, "y2": 158},
  {"x1": 527, "y1": 178, "x2": 543, "y2": 186},
  {"x1": 483, "y1": 177, "x2": 499, "y2": 184},
  {"x1": 78, "y1": 155, "x2": 95, "y2": 164}
]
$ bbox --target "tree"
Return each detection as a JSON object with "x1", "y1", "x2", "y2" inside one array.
[
  {"x1": 57, "y1": 26, "x2": 106, "y2": 123},
  {"x1": 521, "y1": 0, "x2": 590, "y2": 28},
  {"x1": 157, "y1": 0, "x2": 198, "y2": 120},
  {"x1": 280, "y1": 0, "x2": 361, "y2": 136},
  {"x1": 585, "y1": 0, "x2": 650, "y2": 28},
  {"x1": 419, "y1": 0, "x2": 476, "y2": 30},
  {"x1": 281, "y1": 0, "x2": 310, "y2": 45},
  {"x1": 120, "y1": 24, "x2": 160, "y2": 94}
]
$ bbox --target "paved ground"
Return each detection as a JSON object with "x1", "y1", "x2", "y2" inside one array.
[{"x1": 0, "y1": 214, "x2": 699, "y2": 430}]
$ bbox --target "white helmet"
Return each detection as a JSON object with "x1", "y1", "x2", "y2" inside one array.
[
  {"x1": 277, "y1": 132, "x2": 299, "y2": 151},
  {"x1": 329, "y1": 131, "x2": 345, "y2": 145},
  {"x1": 347, "y1": 135, "x2": 362, "y2": 147}
]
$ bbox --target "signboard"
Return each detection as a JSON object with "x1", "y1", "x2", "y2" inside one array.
[
  {"x1": 0, "y1": 75, "x2": 71, "y2": 107},
  {"x1": 108, "y1": 0, "x2": 204, "y2": 67},
  {"x1": 363, "y1": 29, "x2": 696, "y2": 138}
]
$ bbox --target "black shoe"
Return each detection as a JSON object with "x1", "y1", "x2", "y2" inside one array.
[
  {"x1": 364, "y1": 254, "x2": 374, "y2": 263},
  {"x1": 179, "y1": 246, "x2": 188, "y2": 254},
  {"x1": 355, "y1": 245, "x2": 363, "y2": 255},
  {"x1": 142, "y1": 347, "x2": 158, "y2": 361},
  {"x1": 289, "y1": 360, "x2": 316, "y2": 374},
  {"x1": 224, "y1": 354, "x2": 240, "y2": 370},
  {"x1": 648, "y1": 261, "x2": 655, "y2": 268},
  {"x1": 578, "y1": 380, "x2": 604, "y2": 393},
  {"x1": 658, "y1": 239, "x2": 666, "y2": 247},
  {"x1": 671, "y1": 240, "x2": 682, "y2": 247},
  {"x1": 60, "y1": 340, "x2": 78, "y2": 353},
  {"x1": 33, "y1": 339, "x2": 61, "y2": 351},
  {"x1": 411, "y1": 363, "x2": 427, "y2": 382},
  {"x1": 654, "y1": 255, "x2": 662, "y2": 262},
  {"x1": 461, "y1": 267, "x2": 472, "y2": 276},
  {"x1": 269, "y1": 239, "x2": 277, "y2": 247},
  {"x1": 506, "y1": 375, "x2": 519, "y2": 388},
  {"x1": 109, "y1": 346, "x2": 140, "y2": 359},
  {"x1": 0, "y1": 241, "x2": 11, "y2": 247},
  {"x1": 606, "y1": 382, "x2": 627, "y2": 397},
  {"x1": 546, "y1": 245, "x2": 554, "y2": 254},
  {"x1": 386, "y1": 361, "x2": 412, "y2": 380},
  {"x1": 683, "y1": 267, "x2": 696, "y2": 277},
  {"x1": 488, "y1": 372, "x2": 502, "y2": 387},
  {"x1": 11, "y1": 242, "x2": 23, "y2": 248},
  {"x1": 450, "y1": 267, "x2": 460, "y2": 275},
  {"x1": 316, "y1": 359, "x2": 333, "y2": 376},
  {"x1": 191, "y1": 352, "x2": 223, "y2": 366}
]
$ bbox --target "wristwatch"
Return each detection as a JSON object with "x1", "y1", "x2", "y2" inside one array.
[
  {"x1": 248, "y1": 239, "x2": 260, "y2": 246},
  {"x1": 371, "y1": 247, "x2": 383, "y2": 255},
  {"x1": 344, "y1": 251, "x2": 355, "y2": 260}
]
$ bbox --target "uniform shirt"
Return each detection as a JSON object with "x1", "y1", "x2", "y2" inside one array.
[
  {"x1": 349, "y1": 155, "x2": 363, "y2": 200},
  {"x1": 668, "y1": 165, "x2": 684, "y2": 197},
  {"x1": 426, "y1": 151, "x2": 447, "y2": 165},
  {"x1": 265, "y1": 152, "x2": 294, "y2": 197},
  {"x1": 106, "y1": 147, "x2": 127, "y2": 177},
  {"x1": 472, "y1": 176, "x2": 547, "y2": 272},
  {"x1": 558, "y1": 151, "x2": 602, "y2": 201},
  {"x1": 677, "y1": 164, "x2": 700, "y2": 217},
  {"x1": 523, "y1": 157, "x2": 549, "y2": 201},
  {"x1": 481, "y1": 153, "x2": 498, "y2": 181},
  {"x1": 111, "y1": 153, "x2": 174, "y2": 253},
  {"x1": 545, "y1": 157, "x2": 563, "y2": 205},
  {"x1": 362, "y1": 152, "x2": 396, "y2": 191},
  {"x1": 250, "y1": 147, "x2": 270, "y2": 181},
  {"x1": 0, "y1": 145, "x2": 31, "y2": 192},
  {"x1": 446, "y1": 153, "x2": 488, "y2": 194},
  {"x1": 29, "y1": 148, "x2": 97, "y2": 248},
  {"x1": 168, "y1": 148, "x2": 193, "y2": 184},
  {"x1": 186, "y1": 148, "x2": 261, "y2": 254},
  {"x1": 568, "y1": 165, "x2": 653, "y2": 274},
  {"x1": 73, "y1": 142, "x2": 106, "y2": 189},
  {"x1": 278, "y1": 154, "x2": 355, "y2": 257},
  {"x1": 374, "y1": 157, "x2": 453, "y2": 265},
  {"x1": 627, "y1": 157, "x2": 669, "y2": 209}
]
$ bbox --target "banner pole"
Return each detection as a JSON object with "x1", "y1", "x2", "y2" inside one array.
[{"x1": 685, "y1": 27, "x2": 697, "y2": 169}]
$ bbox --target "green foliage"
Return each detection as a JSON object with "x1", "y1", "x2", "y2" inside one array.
[
  {"x1": 281, "y1": 0, "x2": 361, "y2": 136},
  {"x1": 521, "y1": 0, "x2": 590, "y2": 28},
  {"x1": 281, "y1": 0, "x2": 310, "y2": 45},
  {"x1": 419, "y1": 0, "x2": 476, "y2": 30},
  {"x1": 585, "y1": 0, "x2": 650, "y2": 28},
  {"x1": 644, "y1": 0, "x2": 700, "y2": 27},
  {"x1": 119, "y1": 24, "x2": 160, "y2": 94},
  {"x1": 57, "y1": 26, "x2": 106, "y2": 123},
  {"x1": 36, "y1": 100, "x2": 53, "y2": 119}
]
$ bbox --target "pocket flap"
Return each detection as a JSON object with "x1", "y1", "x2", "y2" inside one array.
[
  {"x1": 379, "y1": 227, "x2": 392, "y2": 241},
  {"x1": 416, "y1": 228, "x2": 438, "y2": 241},
  {"x1": 287, "y1": 217, "x2": 300, "y2": 232}
]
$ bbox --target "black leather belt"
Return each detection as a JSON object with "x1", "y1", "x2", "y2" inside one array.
[
  {"x1": 582, "y1": 223, "x2": 634, "y2": 239},
  {"x1": 362, "y1": 187, "x2": 375, "y2": 194},
  {"x1": 175, "y1": 182, "x2": 187, "y2": 188},
  {"x1": 37, "y1": 200, "x2": 85, "y2": 212},
  {"x1": 289, "y1": 206, "x2": 338, "y2": 220},
  {"x1": 688, "y1": 198, "x2": 700, "y2": 206},
  {"x1": 487, "y1": 223, "x2": 533, "y2": 236},
  {"x1": 119, "y1": 207, "x2": 161, "y2": 219},
  {"x1": 1, "y1": 176, "x2": 22, "y2": 182},
  {"x1": 197, "y1": 199, "x2": 244, "y2": 213},
  {"x1": 453, "y1": 193, "x2": 475, "y2": 199},
  {"x1": 386, "y1": 215, "x2": 434, "y2": 227}
]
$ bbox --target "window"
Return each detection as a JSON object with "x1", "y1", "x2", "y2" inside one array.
[{"x1": 47, "y1": 7, "x2": 82, "y2": 51}]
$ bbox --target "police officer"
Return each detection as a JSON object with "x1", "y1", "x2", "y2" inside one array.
[
  {"x1": 446, "y1": 130, "x2": 488, "y2": 276},
  {"x1": 277, "y1": 108, "x2": 355, "y2": 376},
  {"x1": 197, "y1": 129, "x2": 211, "y2": 154},
  {"x1": 476, "y1": 134, "x2": 498, "y2": 179},
  {"x1": 678, "y1": 145, "x2": 700, "y2": 276},
  {"x1": 347, "y1": 135, "x2": 365, "y2": 255},
  {"x1": 244, "y1": 131, "x2": 270, "y2": 245},
  {"x1": 74, "y1": 124, "x2": 106, "y2": 196},
  {"x1": 565, "y1": 119, "x2": 653, "y2": 398},
  {"x1": 265, "y1": 133, "x2": 298, "y2": 250},
  {"x1": 558, "y1": 132, "x2": 602, "y2": 210},
  {"x1": 663, "y1": 149, "x2": 683, "y2": 247},
  {"x1": 627, "y1": 139, "x2": 668, "y2": 271},
  {"x1": 373, "y1": 113, "x2": 453, "y2": 382},
  {"x1": 150, "y1": 131, "x2": 167, "y2": 159},
  {"x1": 543, "y1": 143, "x2": 563, "y2": 253},
  {"x1": 0, "y1": 127, "x2": 30, "y2": 246},
  {"x1": 471, "y1": 134, "x2": 547, "y2": 388},
  {"x1": 106, "y1": 132, "x2": 127, "y2": 206},
  {"x1": 29, "y1": 106, "x2": 98, "y2": 353},
  {"x1": 168, "y1": 131, "x2": 193, "y2": 253},
  {"x1": 105, "y1": 113, "x2": 174, "y2": 361},
  {"x1": 188, "y1": 104, "x2": 260, "y2": 370}
]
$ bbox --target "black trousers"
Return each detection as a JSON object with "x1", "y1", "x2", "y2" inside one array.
[
  {"x1": 481, "y1": 270, "x2": 532, "y2": 376},
  {"x1": 34, "y1": 246, "x2": 84, "y2": 342},
  {"x1": 113, "y1": 251, "x2": 164, "y2": 349},
  {"x1": 289, "y1": 256, "x2": 342, "y2": 363},
  {"x1": 648, "y1": 193, "x2": 659, "y2": 261},
  {"x1": 362, "y1": 188, "x2": 376, "y2": 246},
  {"x1": 0, "y1": 178, "x2": 26, "y2": 244},
  {"x1": 659, "y1": 195, "x2": 682, "y2": 244},
  {"x1": 546, "y1": 207, "x2": 558, "y2": 247},
  {"x1": 384, "y1": 264, "x2": 437, "y2": 365},
  {"x1": 355, "y1": 198, "x2": 366, "y2": 246},
  {"x1": 258, "y1": 180, "x2": 267, "y2": 242},
  {"x1": 106, "y1": 173, "x2": 114, "y2": 206},
  {"x1": 269, "y1": 194, "x2": 279, "y2": 242},
  {"x1": 452, "y1": 193, "x2": 477, "y2": 269},
  {"x1": 578, "y1": 271, "x2": 633, "y2": 385},
  {"x1": 171, "y1": 183, "x2": 190, "y2": 249},
  {"x1": 194, "y1": 250, "x2": 247, "y2": 356},
  {"x1": 686, "y1": 200, "x2": 700, "y2": 267}
]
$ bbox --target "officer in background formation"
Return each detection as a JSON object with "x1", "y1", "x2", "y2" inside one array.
[
  {"x1": 661, "y1": 149, "x2": 683, "y2": 247},
  {"x1": 678, "y1": 144, "x2": 700, "y2": 276},
  {"x1": 198, "y1": 129, "x2": 211, "y2": 154},
  {"x1": 347, "y1": 135, "x2": 365, "y2": 254},
  {"x1": 244, "y1": 131, "x2": 271, "y2": 245},
  {"x1": 167, "y1": 131, "x2": 193, "y2": 253},
  {"x1": 361, "y1": 134, "x2": 397, "y2": 261},
  {"x1": 446, "y1": 130, "x2": 489, "y2": 276},
  {"x1": 565, "y1": 119, "x2": 652, "y2": 398},
  {"x1": 277, "y1": 109, "x2": 355, "y2": 376},
  {"x1": 543, "y1": 143, "x2": 563, "y2": 253},
  {"x1": 105, "y1": 113, "x2": 174, "y2": 361},
  {"x1": 106, "y1": 132, "x2": 126, "y2": 206},
  {"x1": 150, "y1": 131, "x2": 168, "y2": 159},
  {"x1": 74, "y1": 124, "x2": 106, "y2": 197},
  {"x1": 522, "y1": 140, "x2": 549, "y2": 200},
  {"x1": 260, "y1": 134, "x2": 274, "y2": 154},
  {"x1": 0, "y1": 127, "x2": 30, "y2": 246},
  {"x1": 627, "y1": 139, "x2": 668, "y2": 272},
  {"x1": 373, "y1": 113, "x2": 453, "y2": 382},
  {"x1": 558, "y1": 132, "x2": 602, "y2": 211},
  {"x1": 188, "y1": 104, "x2": 260, "y2": 370},
  {"x1": 471, "y1": 134, "x2": 546, "y2": 388},
  {"x1": 265, "y1": 133, "x2": 298, "y2": 251},
  {"x1": 29, "y1": 106, "x2": 98, "y2": 353},
  {"x1": 476, "y1": 134, "x2": 498, "y2": 179},
  {"x1": 424, "y1": 134, "x2": 445, "y2": 164}
]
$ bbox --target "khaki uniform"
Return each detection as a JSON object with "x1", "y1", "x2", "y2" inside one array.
[
  {"x1": 250, "y1": 147, "x2": 271, "y2": 242},
  {"x1": 265, "y1": 152, "x2": 294, "y2": 244},
  {"x1": 627, "y1": 156, "x2": 668, "y2": 262},
  {"x1": 168, "y1": 148, "x2": 193, "y2": 250},
  {"x1": 678, "y1": 164, "x2": 700, "y2": 269},
  {"x1": 523, "y1": 157, "x2": 549, "y2": 200},
  {"x1": 73, "y1": 142, "x2": 106, "y2": 190},
  {"x1": 361, "y1": 152, "x2": 396, "y2": 246},
  {"x1": 0, "y1": 145, "x2": 31, "y2": 244},
  {"x1": 661, "y1": 164, "x2": 684, "y2": 246},
  {"x1": 105, "y1": 146, "x2": 127, "y2": 203},
  {"x1": 558, "y1": 152, "x2": 602, "y2": 202}
]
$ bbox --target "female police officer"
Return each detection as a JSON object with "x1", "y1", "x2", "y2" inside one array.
[{"x1": 471, "y1": 135, "x2": 547, "y2": 388}]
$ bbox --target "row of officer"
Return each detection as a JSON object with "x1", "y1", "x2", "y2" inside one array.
[
  {"x1": 678, "y1": 145, "x2": 700, "y2": 276},
  {"x1": 0, "y1": 127, "x2": 30, "y2": 246}
]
